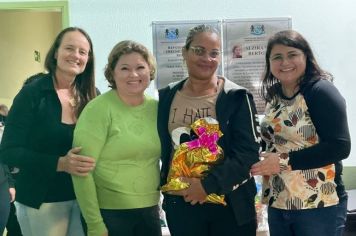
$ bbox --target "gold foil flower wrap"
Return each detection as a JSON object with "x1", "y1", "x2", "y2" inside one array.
[{"x1": 161, "y1": 117, "x2": 226, "y2": 205}]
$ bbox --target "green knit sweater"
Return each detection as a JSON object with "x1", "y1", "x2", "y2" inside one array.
[{"x1": 72, "y1": 90, "x2": 161, "y2": 236}]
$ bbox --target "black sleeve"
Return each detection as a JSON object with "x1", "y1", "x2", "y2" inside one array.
[
  {"x1": 4, "y1": 165, "x2": 15, "y2": 188},
  {"x1": 289, "y1": 80, "x2": 351, "y2": 169},
  {"x1": 0, "y1": 86, "x2": 59, "y2": 176},
  {"x1": 202, "y1": 92, "x2": 260, "y2": 195}
]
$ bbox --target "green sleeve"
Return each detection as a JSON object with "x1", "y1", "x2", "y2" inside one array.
[{"x1": 71, "y1": 99, "x2": 109, "y2": 236}]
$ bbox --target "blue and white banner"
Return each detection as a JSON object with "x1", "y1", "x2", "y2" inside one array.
[
  {"x1": 152, "y1": 20, "x2": 222, "y2": 89},
  {"x1": 223, "y1": 17, "x2": 292, "y2": 114}
]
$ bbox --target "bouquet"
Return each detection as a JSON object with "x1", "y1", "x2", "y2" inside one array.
[{"x1": 161, "y1": 117, "x2": 226, "y2": 205}]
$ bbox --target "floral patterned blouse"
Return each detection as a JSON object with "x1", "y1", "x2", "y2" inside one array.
[{"x1": 261, "y1": 92, "x2": 339, "y2": 210}]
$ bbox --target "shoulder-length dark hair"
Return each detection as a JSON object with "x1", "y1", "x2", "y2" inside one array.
[
  {"x1": 44, "y1": 27, "x2": 96, "y2": 117},
  {"x1": 260, "y1": 30, "x2": 331, "y2": 104}
]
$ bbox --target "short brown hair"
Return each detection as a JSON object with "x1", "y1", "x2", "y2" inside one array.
[{"x1": 104, "y1": 40, "x2": 156, "y2": 89}]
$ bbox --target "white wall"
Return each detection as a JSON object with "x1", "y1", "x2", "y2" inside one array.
[
  {"x1": 2, "y1": 0, "x2": 355, "y2": 165},
  {"x1": 70, "y1": 0, "x2": 356, "y2": 165}
]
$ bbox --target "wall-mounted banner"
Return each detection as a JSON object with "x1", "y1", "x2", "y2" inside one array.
[
  {"x1": 152, "y1": 20, "x2": 222, "y2": 89},
  {"x1": 223, "y1": 17, "x2": 292, "y2": 114}
]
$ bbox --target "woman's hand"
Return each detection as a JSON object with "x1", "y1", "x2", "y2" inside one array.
[
  {"x1": 250, "y1": 152, "x2": 280, "y2": 176},
  {"x1": 57, "y1": 147, "x2": 95, "y2": 176},
  {"x1": 9, "y1": 187, "x2": 16, "y2": 202},
  {"x1": 167, "y1": 177, "x2": 207, "y2": 205}
]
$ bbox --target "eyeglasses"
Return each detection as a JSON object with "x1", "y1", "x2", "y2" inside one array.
[
  {"x1": 189, "y1": 46, "x2": 221, "y2": 59},
  {"x1": 270, "y1": 52, "x2": 304, "y2": 63}
]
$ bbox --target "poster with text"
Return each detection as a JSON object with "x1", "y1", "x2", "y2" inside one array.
[
  {"x1": 152, "y1": 20, "x2": 222, "y2": 89},
  {"x1": 223, "y1": 17, "x2": 292, "y2": 114}
]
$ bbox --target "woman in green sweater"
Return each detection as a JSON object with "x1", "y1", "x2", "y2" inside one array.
[{"x1": 72, "y1": 40, "x2": 161, "y2": 236}]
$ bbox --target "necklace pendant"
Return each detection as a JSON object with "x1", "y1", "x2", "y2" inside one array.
[{"x1": 69, "y1": 98, "x2": 76, "y2": 107}]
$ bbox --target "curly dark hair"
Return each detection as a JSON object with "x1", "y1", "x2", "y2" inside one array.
[{"x1": 183, "y1": 24, "x2": 220, "y2": 50}]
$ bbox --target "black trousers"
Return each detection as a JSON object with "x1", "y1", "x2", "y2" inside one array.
[
  {"x1": 163, "y1": 195, "x2": 257, "y2": 236},
  {"x1": 100, "y1": 205, "x2": 162, "y2": 236}
]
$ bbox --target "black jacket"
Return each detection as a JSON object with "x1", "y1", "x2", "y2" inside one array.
[
  {"x1": 158, "y1": 77, "x2": 261, "y2": 225},
  {"x1": 0, "y1": 164, "x2": 12, "y2": 186},
  {"x1": 0, "y1": 74, "x2": 76, "y2": 208}
]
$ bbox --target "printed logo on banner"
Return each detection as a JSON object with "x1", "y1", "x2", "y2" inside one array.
[
  {"x1": 165, "y1": 28, "x2": 179, "y2": 40},
  {"x1": 250, "y1": 24, "x2": 265, "y2": 35}
]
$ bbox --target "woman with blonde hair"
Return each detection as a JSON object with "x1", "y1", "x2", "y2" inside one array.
[{"x1": 72, "y1": 40, "x2": 162, "y2": 236}]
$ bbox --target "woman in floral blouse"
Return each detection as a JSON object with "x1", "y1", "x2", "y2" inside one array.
[{"x1": 251, "y1": 30, "x2": 351, "y2": 236}]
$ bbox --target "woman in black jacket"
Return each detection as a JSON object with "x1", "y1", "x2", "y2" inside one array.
[
  {"x1": 158, "y1": 24, "x2": 261, "y2": 236},
  {"x1": 0, "y1": 27, "x2": 97, "y2": 236}
]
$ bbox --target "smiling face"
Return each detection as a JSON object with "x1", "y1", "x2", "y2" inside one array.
[
  {"x1": 183, "y1": 31, "x2": 221, "y2": 81},
  {"x1": 114, "y1": 52, "x2": 151, "y2": 99},
  {"x1": 269, "y1": 44, "x2": 306, "y2": 89},
  {"x1": 55, "y1": 31, "x2": 90, "y2": 78}
]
